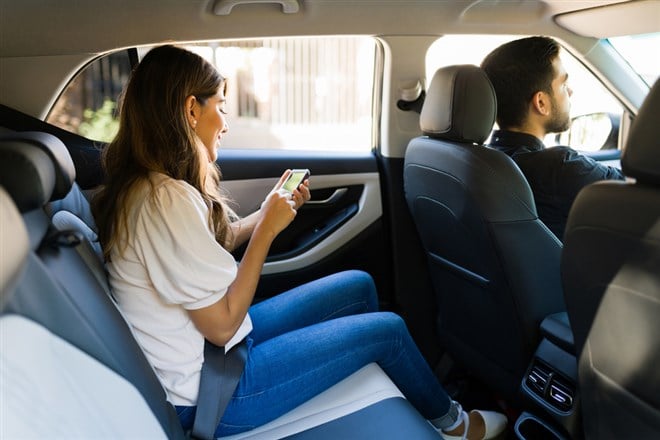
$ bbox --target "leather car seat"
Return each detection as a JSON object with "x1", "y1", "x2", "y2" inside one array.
[
  {"x1": 403, "y1": 65, "x2": 566, "y2": 398},
  {"x1": 0, "y1": 132, "x2": 440, "y2": 439},
  {"x1": 561, "y1": 79, "x2": 660, "y2": 438}
]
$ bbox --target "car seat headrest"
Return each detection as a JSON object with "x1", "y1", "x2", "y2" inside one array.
[
  {"x1": 420, "y1": 64, "x2": 497, "y2": 145},
  {"x1": 0, "y1": 132, "x2": 76, "y2": 201},
  {"x1": 622, "y1": 78, "x2": 660, "y2": 185},
  {"x1": 0, "y1": 187, "x2": 29, "y2": 309},
  {"x1": 0, "y1": 139, "x2": 57, "y2": 212}
]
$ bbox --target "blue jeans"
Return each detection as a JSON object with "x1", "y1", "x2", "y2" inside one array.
[{"x1": 176, "y1": 270, "x2": 453, "y2": 436}]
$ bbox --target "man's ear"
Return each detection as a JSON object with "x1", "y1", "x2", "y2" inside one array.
[
  {"x1": 531, "y1": 91, "x2": 551, "y2": 116},
  {"x1": 185, "y1": 95, "x2": 199, "y2": 129}
]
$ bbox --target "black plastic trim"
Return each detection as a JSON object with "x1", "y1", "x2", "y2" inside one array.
[
  {"x1": 540, "y1": 312, "x2": 575, "y2": 355},
  {"x1": 217, "y1": 148, "x2": 378, "y2": 180}
]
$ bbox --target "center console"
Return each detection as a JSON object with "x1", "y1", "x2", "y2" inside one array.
[{"x1": 515, "y1": 312, "x2": 583, "y2": 440}]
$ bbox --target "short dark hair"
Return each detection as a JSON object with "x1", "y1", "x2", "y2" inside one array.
[{"x1": 481, "y1": 36, "x2": 561, "y2": 128}]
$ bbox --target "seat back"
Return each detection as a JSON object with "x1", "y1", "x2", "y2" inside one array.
[
  {"x1": 0, "y1": 187, "x2": 29, "y2": 307},
  {"x1": 0, "y1": 133, "x2": 185, "y2": 439},
  {"x1": 403, "y1": 65, "x2": 565, "y2": 397},
  {"x1": 561, "y1": 79, "x2": 660, "y2": 438},
  {"x1": 0, "y1": 186, "x2": 167, "y2": 439}
]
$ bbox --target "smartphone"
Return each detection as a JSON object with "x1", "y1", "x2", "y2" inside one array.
[{"x1": 281, "y1": 169, "x2": 310, "y2": 193}]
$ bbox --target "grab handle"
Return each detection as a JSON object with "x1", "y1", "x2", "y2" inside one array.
[{"x1": 213, "y1": 0, "x2": 300, "y2": 15}]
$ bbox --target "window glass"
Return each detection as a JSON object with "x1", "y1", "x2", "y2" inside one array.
[
  {"x1": 425, "y1": 34, "x2": 518, "y2": 82},
  {"x1": 47, "y1": 51, "x2": 131, "y2": 143},
  {"x1": 426, "y1": 35, "x2": 623, "y2": 152},
  {"x1": 608, "y1": 33, "x2": 660, "y2": 86},
  {"x1": 550, "y1": 51, "x2": 622, "y2": 151},
  {"x1": 48, "y1": 37, "x2": 377, "y2": 151}
]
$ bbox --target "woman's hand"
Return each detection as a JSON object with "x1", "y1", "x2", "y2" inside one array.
[
  {"x1": 256, "y1": 188, "x2": 297, "y2": 239},
  {"x1": 255, "y1": 169, "x2": 311, "y2": 239},
  {"x1": 230, "y1": 170, "x2": 311, "y2": 250},
  {"x1": 270, "y1": 169, "x2": 311, "y2": 210},
  {"x1": 290, "y1": 177, "x2": 311, "y2": 210}
]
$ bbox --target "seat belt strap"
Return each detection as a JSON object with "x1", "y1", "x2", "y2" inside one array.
[{"x1": 192, "y1": 339, "x2": 248, "y2": 440}]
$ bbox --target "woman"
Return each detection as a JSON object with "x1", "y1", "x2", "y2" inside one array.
[{"x1": 92, "y1": 44, "x2": 506, "y2": 440}]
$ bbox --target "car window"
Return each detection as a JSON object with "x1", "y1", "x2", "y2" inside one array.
[
  {"x1": 550, "y1": 51, "x2": 622, "y2": 151},
  {"x1": 608, "y1": 32, "x2": 660, "y2": 86},
  {"x1": 426, "y1": 35, "x2": 623, "y2": 152},
  {"x1": 47, "y1": 37, "x2": 377, "y2": 152},
  {"x1": 47, "y1": 51, "x2": 132, "y2": 143}
]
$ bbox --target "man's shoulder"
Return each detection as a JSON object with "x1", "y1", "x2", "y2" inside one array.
[
  {"x1": 545, "y1": 145, "x2": 604, "y2": 165},
  {"x1": 544, "y1": 145, "x2": 579, "y2": 159},
  {"x1": 489, "y1": 130, "x2": 545, "y2": 155}
]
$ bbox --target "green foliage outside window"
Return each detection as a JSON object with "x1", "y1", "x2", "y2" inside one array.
[{"x1": 78, "y1": 99, "x2": 119, "y2": 143}]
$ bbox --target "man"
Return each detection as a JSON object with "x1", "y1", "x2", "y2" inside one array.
[{"x1": 481, "y1": 36, "x2": 624, "y2": 241}]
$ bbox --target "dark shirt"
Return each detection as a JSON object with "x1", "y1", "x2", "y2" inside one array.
[{"x1": 489, "y1": 129, "x2": 625, "y2": 241}]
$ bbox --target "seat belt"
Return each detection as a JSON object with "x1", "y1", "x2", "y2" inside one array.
[
  {"x1": 43, "y1": 227, "x2": 248, "y2": 440},
  {"x1": 192, "y1": 339, "x2": 248, "y2": 440},
  {"x1": 42, "y1": 225, "x2": 248, "y2": 440}
]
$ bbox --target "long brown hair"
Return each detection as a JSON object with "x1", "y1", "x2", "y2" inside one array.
[{"x1": 92, "y1": 45, "x2": 232, "y2": 260}]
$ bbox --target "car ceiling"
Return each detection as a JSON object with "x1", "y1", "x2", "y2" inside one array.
[
  {"x1": 0, "y1": 0, "x2": 634, "y2": 57},
  {"x1": 0, "y1": 0, "x2": 652, "y2": 121}
]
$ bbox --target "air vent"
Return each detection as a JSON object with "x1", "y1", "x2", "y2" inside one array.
[
  {"x1": 548, "y1": 375, "x2": 574, "y2": 412},
  {"x1": 525, "y1": 360, "x2": 575, "y2": 413},
  {"x1": 526, "y1": 362, "x2": 552, "y2": 396}
]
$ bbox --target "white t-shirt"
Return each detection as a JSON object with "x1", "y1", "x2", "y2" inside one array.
[{"x1": 107, "y1": 172, "x2": 251, "y2": 406}]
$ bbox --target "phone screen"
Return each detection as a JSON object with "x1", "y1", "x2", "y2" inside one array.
[{"x1": 282, "y1": 169, "x2": 309, "y2": 193}]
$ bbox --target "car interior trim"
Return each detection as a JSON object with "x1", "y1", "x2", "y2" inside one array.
[{"x1": 222, "y1": 172, "x2": 382, "y2": 275}]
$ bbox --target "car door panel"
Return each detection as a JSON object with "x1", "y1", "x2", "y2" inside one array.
[
  {"x1": 223, "y1": 173, "x2": 381, "y2": 272},
  {"x1": 217, "y1": 150, "x2": 392, "y2": 304}
]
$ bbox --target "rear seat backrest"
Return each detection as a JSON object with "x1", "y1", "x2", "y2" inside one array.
[
  {"x1": 0, "y1": 186, "x2": 167, "y2": 439},
  {"x1": 0, "y1": 131, "x2": 102, "y2": 257},
  {"x1": 0, "y1": 187, "x2": 29, "y2": 305},
  {"x1": 0, "y1": 134, "x2": 186, "y2": 439},
  {"x1": 45, "y1": 180, "x2": 99, "y2": 231}
]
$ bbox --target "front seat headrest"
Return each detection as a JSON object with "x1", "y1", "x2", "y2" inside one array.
[
  {"x1": 420, "y1": 64, "x2": 497, "y2": 144},
  {"x1": 622, "y1": 78, "x2": 660, "y2": 185},
  {"x1": 0, "y1": 132, "x2": 76, "y2": 200},
  {"x1": 0, "y1": 187, "x2": 29, "y2": 309}
]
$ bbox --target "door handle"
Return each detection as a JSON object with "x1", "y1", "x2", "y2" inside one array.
[{"x1": 306, "y1": 188, "x2": 348, "y2": 205}]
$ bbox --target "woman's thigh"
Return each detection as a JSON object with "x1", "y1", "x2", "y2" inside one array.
[
  {"x1": 215, "y1": 312, "x2": 449, "y2": 436},
  {"x1": 248, "y1": 270, "x2": 378, "y2": 344}
]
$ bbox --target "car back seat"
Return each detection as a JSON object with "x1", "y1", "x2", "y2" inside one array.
[
  {"x1": 0, "y1": 131, "x2": 439, "y2": 439},
  {"x1": 0, "y1": 187, "x2": 169, "y2": 438},
  {"x1": 0, "y1": 133, "x2": 187, "y2": 438}
]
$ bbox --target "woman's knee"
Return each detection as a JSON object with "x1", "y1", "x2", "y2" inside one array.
[
  {"x1": 341, "y1": 270, "x2": 378, "y2": 312},
  {"x1": 374, "y1": 311, "x2": 408, "y2": 336}
]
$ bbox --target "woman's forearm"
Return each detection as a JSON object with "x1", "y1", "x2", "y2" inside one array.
[
  {"x1": 224, "y1": 225, "x2": 275, "y2": 321},
  {"x1": 189, "y1": 224, "x2": 274, "y2": 346},
  {"x1": 227, "y1": 210, "x2": 261, "y2": 251}
]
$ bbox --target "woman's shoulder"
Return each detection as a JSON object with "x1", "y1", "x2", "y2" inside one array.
[
  {"x1": 127, "y1": 172, "x2": 208, "y2": 221},
  {"x1": 148, "y1": 171, "x2": 195, "y2": 192},
  {"x1": 147, "y1": 172, "x2": 204, "y2": 202}
]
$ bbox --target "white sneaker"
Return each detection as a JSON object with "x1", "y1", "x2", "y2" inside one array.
[{"x1": 439, "y1": 409, "x2": 507, "y2": 440}]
